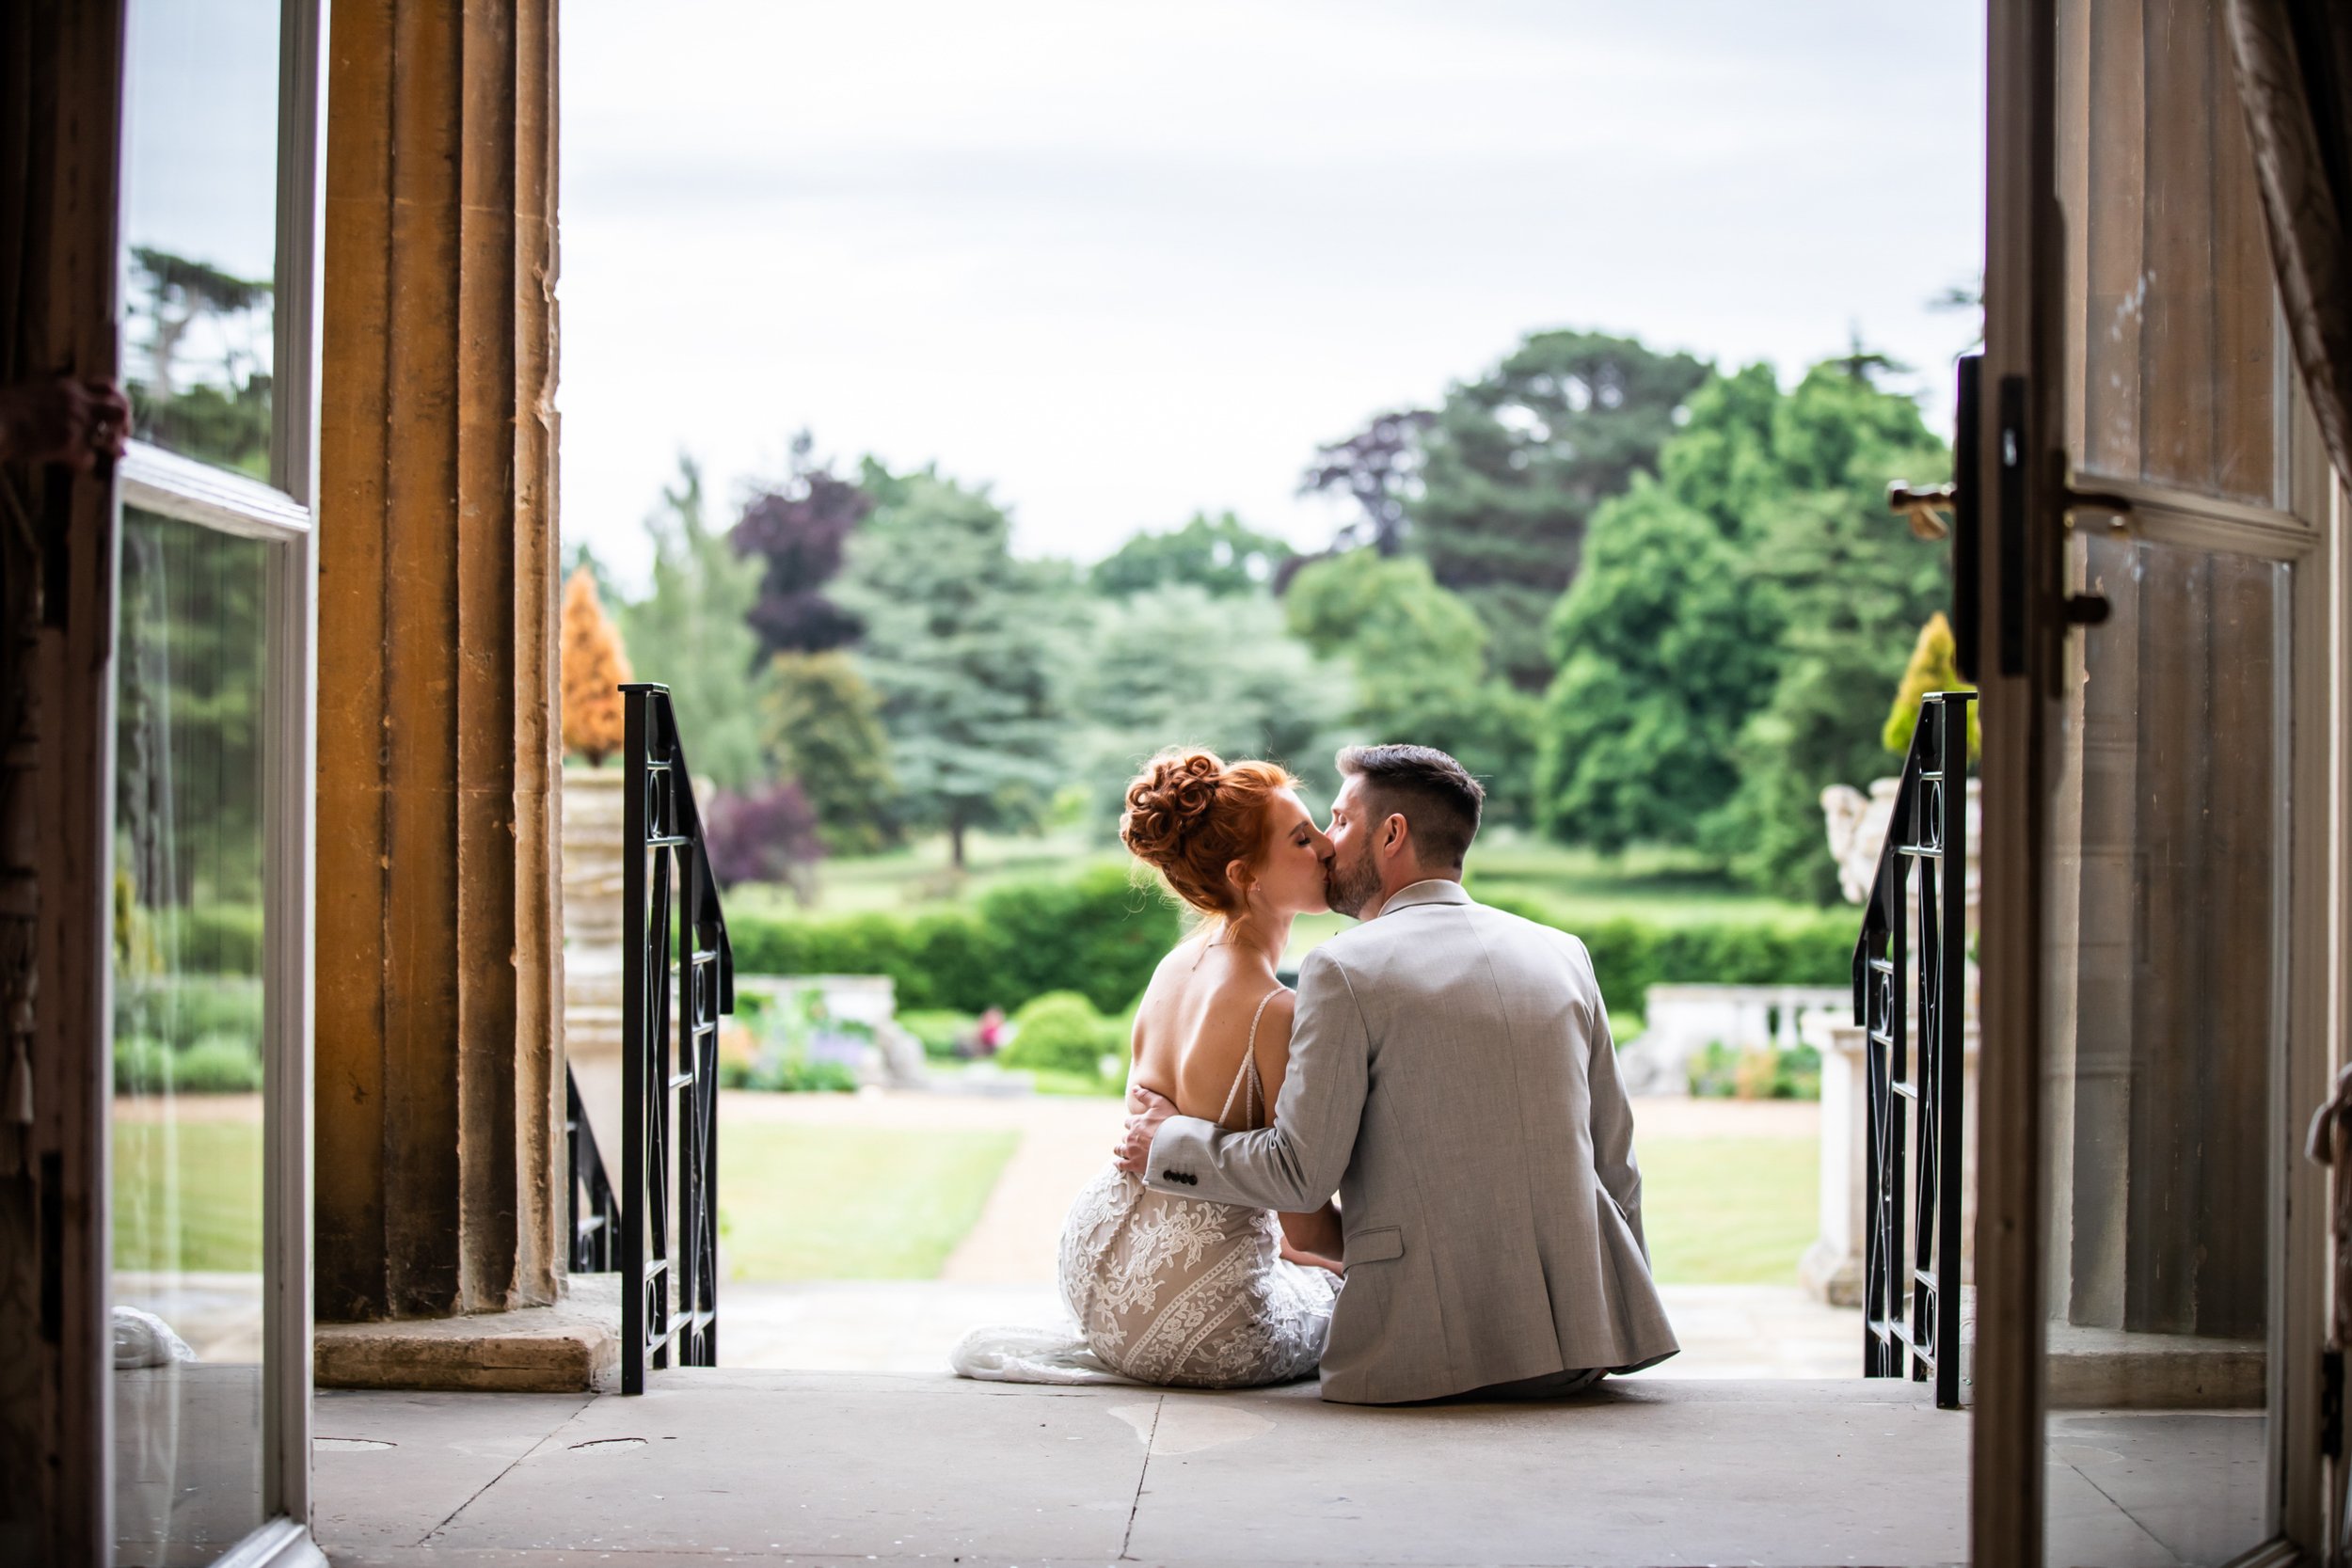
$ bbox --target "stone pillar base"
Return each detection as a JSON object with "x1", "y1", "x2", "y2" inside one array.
[{"x1": 315, "y1": 1276, "x2": 620, "y2": 1394}]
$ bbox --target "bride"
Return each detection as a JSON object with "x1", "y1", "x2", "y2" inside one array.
[{"x1": 954, "y1": 748, "x2": 1344, "y2": 1387}]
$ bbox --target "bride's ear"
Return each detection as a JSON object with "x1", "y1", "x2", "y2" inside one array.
[{"x1": 1225, "y1": 858, "x2": 1256, "y2": 903}]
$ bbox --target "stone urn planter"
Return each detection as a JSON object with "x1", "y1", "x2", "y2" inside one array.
[{"x1": 562, "y1": 766, "x2": 628, "y2": 1160}]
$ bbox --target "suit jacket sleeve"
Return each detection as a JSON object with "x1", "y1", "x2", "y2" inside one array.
[
  {"x1": 1578, "y1": 937, "x2": 1647, "y2": 1257},
  {"x1": 1143, "y1": 945, "x2": 1367, "y2": 1212}
]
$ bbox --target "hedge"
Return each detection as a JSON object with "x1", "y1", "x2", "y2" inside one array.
[
  {"x1": 726, "y1": 863, "x2": 1180, "y2": 1016},
  {"x1": 726, "y1": 870, "x2": 1855, "y2": 1023},
  {"x1": 1568, "y1": 911, "x2": 1856, "y2": 1022}
]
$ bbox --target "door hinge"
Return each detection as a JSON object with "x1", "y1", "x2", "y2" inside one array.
[{"x1": 2322, "y1": 1347, "x2": 2343, "y2": 1459}]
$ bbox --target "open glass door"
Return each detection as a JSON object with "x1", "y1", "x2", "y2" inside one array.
[
  {"x1": 1979, "y1": 0, "x2": 2330, "y2": 1561},
  {"x1": 108, "y1": 0, "x2": 324, "y2": 1562}
]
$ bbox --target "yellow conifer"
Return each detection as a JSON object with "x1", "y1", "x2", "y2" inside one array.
[
  {"x1": 561, "y1": 566, "x2": 632, "y2": 765},
  {"x1": 1882, "y1": 611, "x2": 1979, "y2": 760}
]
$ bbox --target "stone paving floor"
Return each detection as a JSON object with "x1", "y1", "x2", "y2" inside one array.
[
  {"x1": 719, "y1": 1279, "x2": 1861, "y2": 1380},
  {"x1": 310, "y1": 1370, "x2": 2265, "y2": 1567},
  {"x1": 714, "y1": 1088, "x2": 1856, "y2": 1383}
]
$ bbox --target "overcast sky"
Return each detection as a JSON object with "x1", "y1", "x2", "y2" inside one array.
[{"x1": 559, "y1": 0, "x2": 1985, "y2": 591}]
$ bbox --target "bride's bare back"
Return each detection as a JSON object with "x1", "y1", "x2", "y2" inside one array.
[
  {"x1": 1130, "y1": 938, "x2": 1290, "y2": 1125},
  {"x1": 1127, "y1": 933, "x2": 1342, "y2": 1265}
]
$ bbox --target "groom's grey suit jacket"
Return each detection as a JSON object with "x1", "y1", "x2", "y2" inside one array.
[{"x1": 1145, "y1": 879, "x2": 1678, "y2": 1403}]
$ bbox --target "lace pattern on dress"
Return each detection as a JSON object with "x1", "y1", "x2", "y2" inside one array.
[{"x1": 951, "y1": 985, "x2": 1339, "y2": 1388}]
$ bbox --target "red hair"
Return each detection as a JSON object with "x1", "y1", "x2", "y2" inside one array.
[{"x1": 1120, "y1": 748, "x2": 1298, "y2": 919}]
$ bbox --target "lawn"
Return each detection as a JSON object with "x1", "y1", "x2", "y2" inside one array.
[
  {"x1": 1635, "y1": 1135, "x2": 1818, "y2": 1286},
  {"x1": 717, "y1": 1123, "x2": 1018, "y2": 1279},
  {"x1": 113, "y1": 1117, "x2": 264, "y2": 1274},
  {"x1": 102, "y1": 1109, "x2": 1813, "y2": 1288}
]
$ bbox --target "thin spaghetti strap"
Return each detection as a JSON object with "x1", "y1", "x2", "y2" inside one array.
[{"x1": 1216, "y1": 986, "x2": 1289, "y2": 1130}]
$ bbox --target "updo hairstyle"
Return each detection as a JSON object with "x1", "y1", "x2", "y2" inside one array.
[{"x1": 1120, "y1": 748, "x2": 1298, "y2": 920}]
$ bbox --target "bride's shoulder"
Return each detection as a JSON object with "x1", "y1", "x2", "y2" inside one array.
[{"x1": 1257, "y1": 984, "x2": 1297, "y2": 1035}]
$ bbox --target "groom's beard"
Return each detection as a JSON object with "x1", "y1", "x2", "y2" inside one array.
[{"x1": 1325, "y1": 843, "x2": 1382, "y2": 920}]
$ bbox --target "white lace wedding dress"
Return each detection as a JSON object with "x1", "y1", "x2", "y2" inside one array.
[{"x1": 951, "y1": 988, "x2": 1341, "y2": 1388}]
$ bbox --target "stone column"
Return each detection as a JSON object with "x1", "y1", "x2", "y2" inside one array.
[{"x1": 314, "y1": 0, "x2": 564, "y2": 1323}]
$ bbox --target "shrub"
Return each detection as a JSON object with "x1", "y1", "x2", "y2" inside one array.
[
  {"x1": 114, "y1": 1036, "x2": 174, "y2": 1094},
  {"x1": 898, "y1": 1009, "x2": 977, "y2": 1060},
  {"x1": 111, "y1": 1031, "x2": 263, "y2": 1095},
  {"x1": 175, "y1": 906, "x2": 264, "y2": 974},
  {"x1": 115, "y1": 975, "x2": 264, "y2": 1050},
  {"x1": 703, "y1": 780, "x2": 824, "y2": 896},
  {"x1": 1688, "y1": 1040, "x2": 1822, "y2": 1101},
  {"x1": 174, "y1": 1035, "x2": 264, "y2": 1094},
  {"x1": 1001, "y1": 991, "x2": 1124, "y2": 1081},
  {"x1": 755, "y1": 1050, "x2": 859, "y2": 1093}
]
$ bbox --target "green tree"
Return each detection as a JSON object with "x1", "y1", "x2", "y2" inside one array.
[
  {"x1": 126, "y1": 247, "x2": 274, "y2": 476},
  {"x1": 1285, "y1": 549, "x2": 1539, "y2": 820},
  {"x1": 761, "y1": 650, "x2": 899, "y2": 854},
  {"x1": 1406, "y1": 329, "x2": 1709, "y2": 689},
  {"x1": 1534, "y1": 480, "x2": 1781, "y2": 852},
  {"x1": 1076, "y1": 584, "x2": 1352, "y2": 820},
  {"x1": 1531, "y1": 359, "x2": 1952, "y2": 896},
  {"x1": 615, "y1": 456, "x2": 768, "y2": 791},
  {"x1": 1090, "y1": 511, "x2": 1295, "y2": 597},
  {"x1": 1705, "y1": 365, "x2": 1952, "y2": 900},
  {"x1": 833, "y1": 466, "x2": 1079, "y2": 870}
]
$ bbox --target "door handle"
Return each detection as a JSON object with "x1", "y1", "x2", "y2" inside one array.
[
  {"x1": 1887, "y1": 482, "x2": 1956, "y2": 540},
  {"x1": 2055, "y1": 480, "x2": 2133, "y2": 626}
]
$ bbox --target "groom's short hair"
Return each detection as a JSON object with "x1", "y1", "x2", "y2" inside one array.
[{"x1": 1335, "y1": 744, "x2": 1484, "y2": 870}]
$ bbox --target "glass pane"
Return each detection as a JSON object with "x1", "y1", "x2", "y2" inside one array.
[
  {"x1": 2040, "y1": 534, "x2": 2280, "y2": 1563},
  {"x1": 119, "y1": 0, "x2": 281, "y2": 479},
  {"x1": 2058, "y1": 0, "x2": 2280, "y2": 508},
  {"x1": 112, "y1": 511, "x2": 270, "y2": 1565}
]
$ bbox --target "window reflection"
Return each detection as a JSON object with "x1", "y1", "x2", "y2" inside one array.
[
  {"x1": 119, "y1": 0, "x2": 281, "y2": 478},
  {"x1": 112, "y1": 512, "x2": 268, "y2": 1566}
]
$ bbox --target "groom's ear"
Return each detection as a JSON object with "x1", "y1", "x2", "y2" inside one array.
[{"x1": 1381, "y1": 813, "x2": 1410, "y2": 859}]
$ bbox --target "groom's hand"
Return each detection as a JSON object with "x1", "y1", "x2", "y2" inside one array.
[{"x1": 1114, "y1": 1085, "x2": 1177, "y2": 1176}]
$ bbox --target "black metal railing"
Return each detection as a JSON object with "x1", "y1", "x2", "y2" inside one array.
[
  {"x1": 618, "y1": 682, "x2": 734, "y2": 1393},
  {"x1": 566, "y1": 1064, "x2": 619, "y2": 1274},
  {"x1": 1858, "y1": 689, "x2": 1973, "y2": 1409}
]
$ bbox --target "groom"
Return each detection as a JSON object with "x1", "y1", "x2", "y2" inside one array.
[{"x1": 1117, "y1": 743, "x2": 1678, "y2": 1403}]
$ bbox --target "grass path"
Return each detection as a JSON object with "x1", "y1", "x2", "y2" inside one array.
[
  {"x1": 714, "y1": 1090, "x2": 1817, "y2": 1287},
  {"x1": 718, "y1": 1121, "x2": 1017, "y2": 1279}
]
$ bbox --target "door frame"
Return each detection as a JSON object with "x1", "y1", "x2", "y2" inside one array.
[
  {"x1": 106, "y1": 0, "x2": 327, "y2": 1560},
  {"x1": 1975, "y1": 0, "x2": 2335, "y2": 1559}
]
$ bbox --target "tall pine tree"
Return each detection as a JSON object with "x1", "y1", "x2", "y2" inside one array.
[
  {"x1": 832, "y1": 466, "x2": 1079, "y2": 870},
  {"x1": 615, "y1": 456, "x2": 768, "y2": 791}
]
